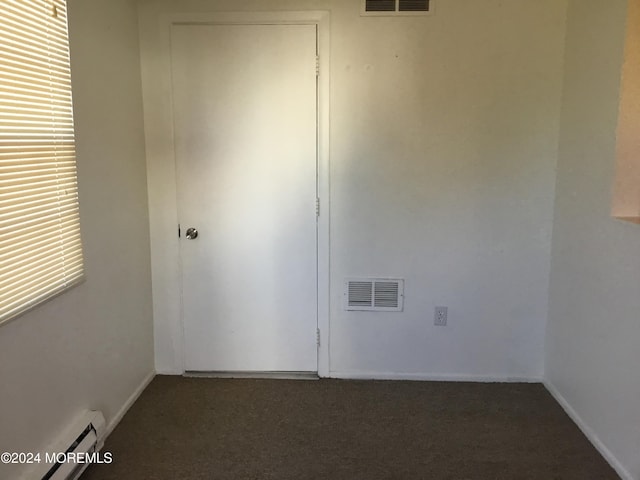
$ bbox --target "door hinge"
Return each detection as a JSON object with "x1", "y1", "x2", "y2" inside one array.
[
  {"x1": 316, "y1": 328, "x2": 321, "y2": 347},
  {"x1": 315, "y1": 56, "x2": 320, "y2": 77},
  {"x1": 316, "y1": 197, "x2": 320, "y2": 217},
  {"x1": 178, "y1": 224, "x2": 181, "y2": 238}
]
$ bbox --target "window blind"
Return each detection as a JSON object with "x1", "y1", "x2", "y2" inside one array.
[{"x1": 0, "y1": 0, "x2": 84, "y2": 324}]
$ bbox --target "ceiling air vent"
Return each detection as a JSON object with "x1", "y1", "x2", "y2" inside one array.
[
  {"x1": 363, "y1": 0, "x2": 431, "y2": 16},
  {"x1": 345, "y1": 278, "x2": 404, "y2": 312}
]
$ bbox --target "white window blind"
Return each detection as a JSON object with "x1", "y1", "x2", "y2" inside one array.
[{"x1": 0, "y1": 0, "x2": 84, "y2": 324}]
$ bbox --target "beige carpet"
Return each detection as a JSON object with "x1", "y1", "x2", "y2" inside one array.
[{"x1": 82, "y1": 376, "x2": 618, "y2": 479}]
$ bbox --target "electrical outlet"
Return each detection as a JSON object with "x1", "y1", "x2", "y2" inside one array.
[{"x1": 434, "y1": 306, "x2": 448, "y2": 326}]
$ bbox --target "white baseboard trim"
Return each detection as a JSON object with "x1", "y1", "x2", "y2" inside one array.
[
  {"x1": 544, "y1": 380, "x2": 633, "y2": 480},
  {"x1": 102, "y1": 370, "x2": 156, "y2": 441},
  {"x1": 155, "y1": 367, "x2": 183, "y2": 375},
  {"x1": 329, "y1": 371, "x2": 542, "y2": 383}
]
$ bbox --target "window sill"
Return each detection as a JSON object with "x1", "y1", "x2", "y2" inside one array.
[{"x1": 0, "y1": 276, "x2": 86, "y2": 329}]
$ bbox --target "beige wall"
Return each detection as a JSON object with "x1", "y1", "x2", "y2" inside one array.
[
  {"x1": 140, "y1": 0, "x2": 568, "y2": 380},
  {"x1": 545, "y1": 0, "x2": 640, "y2": 478},
  {"x1": 0, "y1": 0, "x2": 154, "y2": 477}
]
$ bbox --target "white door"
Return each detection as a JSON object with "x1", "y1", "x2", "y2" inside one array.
[{"x1": 171, "y1": 24, "x2": 318, "y2": 373}]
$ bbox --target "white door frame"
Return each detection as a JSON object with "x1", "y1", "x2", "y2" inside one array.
[{"x1": 139, "y1": 8, "x2": 330, "y2": 377}]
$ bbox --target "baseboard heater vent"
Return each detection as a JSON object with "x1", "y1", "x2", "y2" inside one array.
[
  {"x1": 38, "y1": 410, "x2": 106, "y2": 480},
  {"x1": 345, "y1": 278, "x2": 404, "y2": 311}
]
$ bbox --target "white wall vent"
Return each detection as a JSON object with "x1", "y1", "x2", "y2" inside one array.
[
  {"x1": 362, "y1": 0, "x2": 431, "y2": 16},
  {"x1": 345, "y1": 278, "x2": 404, "y2": 311}
]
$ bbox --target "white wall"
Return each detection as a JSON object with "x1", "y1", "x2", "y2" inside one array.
[
  {"x1": 545, "y1": 1, "x2": 640, "y2": 479},
  {"x1": 328, "y1": 0, "x2": 566, "y2": 380},
  {"x1": 0, "y1": 1, "x2": 154, "y2": 478},
  {"x1": 141, "y1": 0, "x2": 568, "y2": 380}
]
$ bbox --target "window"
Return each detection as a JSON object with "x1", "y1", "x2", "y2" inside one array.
[
  {"x1": 612, "y1": 0, "x2": 640, "y2": 224},
  {"x1": 0, "y1": 0, "x2": 84, "y2": 324}
]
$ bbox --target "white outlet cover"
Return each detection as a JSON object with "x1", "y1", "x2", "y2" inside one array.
[{"x1": 434, "y1": 306, "x2": 448, "y2": 326}]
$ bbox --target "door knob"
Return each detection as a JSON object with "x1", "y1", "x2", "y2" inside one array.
[{"x1": 185, "y1": 227, "x2": 198, "y2": 240}]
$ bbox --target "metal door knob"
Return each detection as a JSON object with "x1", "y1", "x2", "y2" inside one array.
[{"x1": 185, "y1": 227, "x2": 198, "y2": 240}]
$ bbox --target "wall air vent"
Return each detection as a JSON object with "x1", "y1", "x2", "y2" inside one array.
[
  {"x1": 365, "y1": 0, "x2": 395, "y2": 11},
  {"x1": 345, "y1": 278, "x2": 404, "y2": 312},
  {"x1": 362, "y1": 0, "x2": 431, "y2": 16}
]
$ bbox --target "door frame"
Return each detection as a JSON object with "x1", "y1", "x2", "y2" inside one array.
[{"x1": 139, "y1": 8, "x2": 330, "y2": 377}]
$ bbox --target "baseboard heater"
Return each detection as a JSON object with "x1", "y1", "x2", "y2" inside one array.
[{"x1": 36, "y1": 410, "x2": 106, "y2": 480}]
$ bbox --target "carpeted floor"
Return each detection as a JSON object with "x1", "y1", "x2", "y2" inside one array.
[{"x1": 82, "y1": 376, "x2": 618, "y2": 480}]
